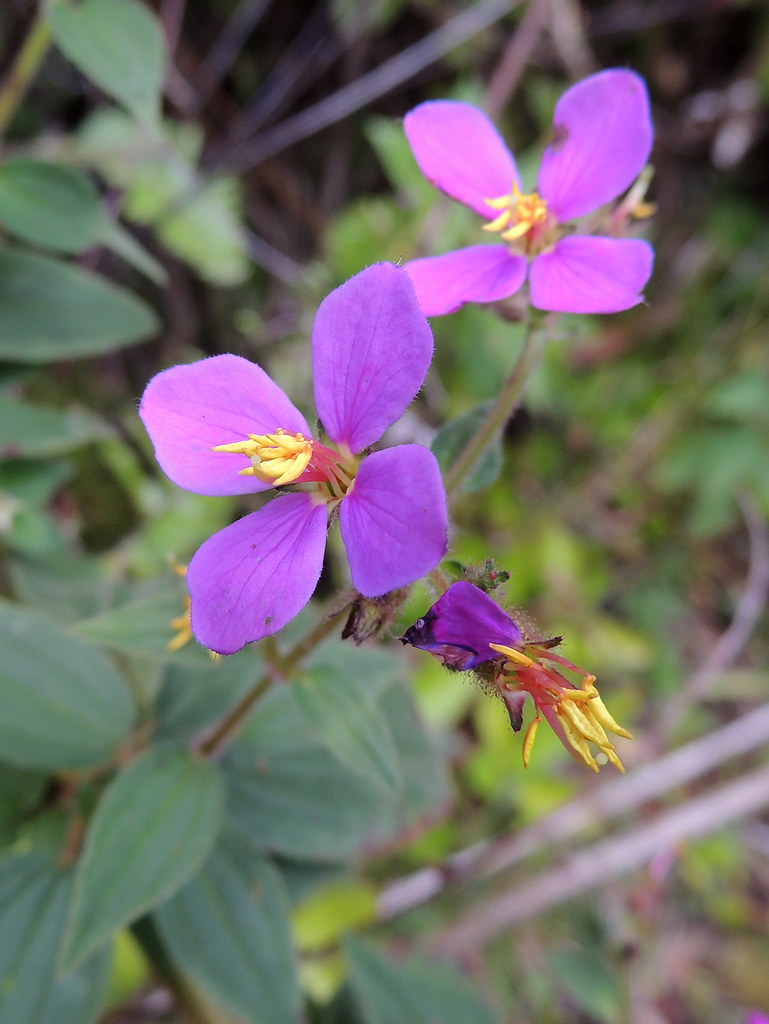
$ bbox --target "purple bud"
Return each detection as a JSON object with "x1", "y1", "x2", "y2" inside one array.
[{"x1": 402, "y1": 581, "x2": 522, "y2": 671}]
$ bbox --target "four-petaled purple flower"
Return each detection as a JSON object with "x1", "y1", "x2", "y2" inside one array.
[
  {"x1": 140, "y1": 263, "x2": 448, "y2": 655},
  {"x1": 403, "y1": 69, "x2": 654, "y2": 316},
  {"x1": 403, "y1": 581, "x2": 631, "y2": 771}
]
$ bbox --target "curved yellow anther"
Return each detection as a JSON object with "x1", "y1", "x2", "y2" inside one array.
[
  {"x1": 489, "y1": 642, "x2": 536, "y2": 668},
  {"x1": 483, "y1": 181, "x2": 549, "y2": 244},
  {"x1": 522, "y1": 714, "x2": 540, "y2": 768},
  {"x1": 582, "y1": 678, "x2": 633, "y2": 739},
  {"x1": 482, "y1": 210, "x2": 513, "y2": 233},
  {"x1": 213, "y1": 429, "x2": 313, "y2": 486}
]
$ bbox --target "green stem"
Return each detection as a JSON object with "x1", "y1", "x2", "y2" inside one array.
[
  {"x1": 443, "y1": 313, "x2": 547, "y2": 505},
  {"x1": 0, "y1": 5, "x2": 54, "y2": 137},
  {"x1": 196, "y1": 603, "x2": 351, "y2": 760}
]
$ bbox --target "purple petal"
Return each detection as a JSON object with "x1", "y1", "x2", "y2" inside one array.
[
  {"x1": 340, "y1": 445, "x2": 447, "y2": 596},
  {"x1": 529, "y1": 236, "x2": 654, "y2": 313},
  {"x1": 539, "y1": 70, "x2": 653, "y2": 222},
  {"x1": 312, "y1": 264, "x2": 433, "y2": 453},
  {"x1": 188, "y1": 494, "x2": 327, "y2": 654},
  {"x1": 402, "y1": 581, "x2": 522, "y2": 670},
  {"x1": 139, "y1": 354, "x2": 312, "y2": 496},
  {"x1": 404, "y1": 100, "x2": 519, "y2": 219},
  {"x1": 404, "y1": 246, "x2": 528, "y2": 316}
]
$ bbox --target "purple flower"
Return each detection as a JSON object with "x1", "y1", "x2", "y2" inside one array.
[
  {"x1": 748, "y1": 1015, "x2": 769, "y2": 1024},
  {"x1": 401, "y1": 580, "x2": 522, "y2": 670},
  {"x1": 140, "y1": 263, "x2": 448, "y2": 655},
  {"x1": 403, "y1": 582, "x2": 631, "y2": 771},
  {"x1": 403, "y1": 69, "x2": 654, "y2": 315}
]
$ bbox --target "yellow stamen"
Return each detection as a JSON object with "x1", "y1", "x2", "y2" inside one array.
[
  {"x1": 483, "y1": 210, "x2": 513, "y2": 232},
  {"x1": 490, "y1": 641, "x2": 630, "y2": 772},
  {"x1": 483, "y1": 181, "x2": 550, "y2": 245},
  {"x1": 558, "y1": 697, "x2": 612, "y2": 750},
  {"x1": 489, "y1": 642, "x2": 536, "y2": 668},
  {"x1": 167, "y1": 603, "x2": 193, "y2": 652},
  {"x1": 522, "y1": 714, "x2": 540, "y2": 768},
  {"x1": 213, "y1": 429, "x2": 313, "y2": 486},
  {"x1": 558, "y1": 712, "x2": 600, "y2": 772},
  {"x1": 582, "y1": 677, "x2": 633, "y2": 739}
]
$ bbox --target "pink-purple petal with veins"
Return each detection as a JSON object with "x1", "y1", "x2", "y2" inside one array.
[
  {"x1": 529, "y1": 236, "x2": 654, "y2": 314},
  {"x1": 340, "y1": 445, "x2": 447, "y2": 596},
  {"x1": 188, "y1": 493, "x2": 328, "y2": 654},
  {"x1": 539, "y1": 69, "x2": 653, "y2": 223},
  {"x1": 404, "y1": 246, "x2": 528, "y2": 316},
  {"x1": 405, "y1": 100, "x2": 519, "y2": 219},
  {"x1": 312, "y1": 263, "x2": 433, "y2": 454},
  {"x1": 139, "y1": 354, "x2": 312, "y2": 496}
]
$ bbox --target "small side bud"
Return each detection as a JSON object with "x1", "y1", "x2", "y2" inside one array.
[{"x1": 343, "y1": 588, "x2": 410, "y2": 644}]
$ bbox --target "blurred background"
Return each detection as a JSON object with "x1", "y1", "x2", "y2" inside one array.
[{"x1": 1, "y1": 0, "x2": 768, "y2": 1022}]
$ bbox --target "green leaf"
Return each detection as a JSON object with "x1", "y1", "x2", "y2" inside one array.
[
  {"x1": 369, "y1": 683, "x2": 450, "y2": 843},
  {"x1": 0, "y1": 851, "x2": 110, "y2": 1024},
  {"x1": 0, "y1": 157, "x2": 166, "y2": 281},
  {"x1": 225, "y1": 686, "x2": 388, "y2": 862},
  {"x1": 295, "y1": 647, "x2": 402, "y2": 794},
  {"x1": 0, "y1": 248, "x2": 158, "y2": 362},
  {"x1": 155, "y1": 828, "x2": 300, "y2": 1024},
  {"x1": 61, "y1": 746, "x2": 225, "y2": 971},
  {"x1": 155, "y1": 647, "x2": 265, "y2": 741},
  {"x1": 431, "y1": 400, "x2": 504, "y2": 494},
  {"x1": 0, "y1": 395, "x2": 109, "y2": 458},
  {"x1": 70, "y1": 587, "x2": 208, "y2": 665},
  {"x1": 8, "y1": 550, "x2": 118, "y2": 622},
  {"x1": 49, "y1": 0, "x2": 165, "y2": 124},
  {"x1": 0, "y1": 764, "x2": 47, "y2": 850},
  {"x1": 225, "y1": 679, "x2": 449, "y2": 861},
  {"x1": 0, "y1": 600, "x2": 135, "y2": 772},
  {"x1": 549, "y1": 949, "x2": 621, "y2": 1022},
  {"x1": 159, "y1": 177, "x2": 248, "y2": 287},
  {"x1": 364, "y1": 117, "x2": 437, "y2": 205},
  {"x1": 98, "y1": 216, "x2": 167, "y2": 285},
  {"x1": 0, "y1": 160, "x2": 102, "y2": 253},
  {"x1": 77, "y1": 112, "x2": 248, "y2": 285},
  {"x1": 0, "y1": 459, "x2": 73, "y2": 503},
  {"x1": 345, "y1": 936, "x2": 500, "y2": 1024}
]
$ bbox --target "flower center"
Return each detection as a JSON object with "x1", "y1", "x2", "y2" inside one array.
[
  {"x1": 483, "y1": 182, "x2": 555, "y2": 255},
  {"x1": 212, "y1": 428, "x2": 358, "y2": 501}
]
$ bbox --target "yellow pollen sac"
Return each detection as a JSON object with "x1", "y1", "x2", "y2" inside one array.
[
  {"x1": 490, "y1": 640, "x2": 631, "y2": 772},
  {"x1": 489, "y1": 642, "x2": 536, "y2": 668},
  {"x1": 555, "y1": 686, "x2": 629, "y2": 773},
  {"x1": 483, "y1": 181, "x2": 549, "y2": 243},
  {"x1": 212, "y1": 428, "x2": 313, "y2": 487}
]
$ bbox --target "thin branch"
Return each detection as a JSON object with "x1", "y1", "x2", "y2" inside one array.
[
  {"x1": 219, "y1": 0, "x2": 522, "y2": 171},
  {"x1": 444, "y1": 314, "x2": 546, "y2": 505},
  {"x1": 191, "y1": 0, "x2": 274, "y2": 111},
  {"x1": 377, "y1": 701, "x2": 769, "y2": 918},
  {"x1": 195, "y1": 604, "x2": 351, "y2": 760},
  {"x1": 244, "y1": 228, "x2": 304, "y2": 286},
  {"x1": 225, "y1": 4, "x2": 343, "y2": 142},
  {"x1": 430, "y1": 760, "x2": 769, "y2": 955},
  {"x1": 0, "y1": 5, "x2": 53, "y2": 137},
  {"x1": 486, "y1": 0, "x2": 551, "y2": 119},
  {"x1": 546, "y1": 0, "x2": 596, "y2": 79},
  {"x1": 658, "y1": 492, "x2": 769, "y2": 734}
]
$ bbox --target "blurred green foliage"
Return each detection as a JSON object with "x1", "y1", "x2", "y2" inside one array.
[{"x1": 0, "y1": 0, "x2": 768, "y2": 1023}]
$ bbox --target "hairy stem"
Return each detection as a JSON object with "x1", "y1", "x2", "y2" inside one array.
[
  {"x1": 195, "y1": 604, "x2": 351, "y2": 760},
  {"x1": 443, "y1": 313, "x2": 547, "y2": 505}
]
